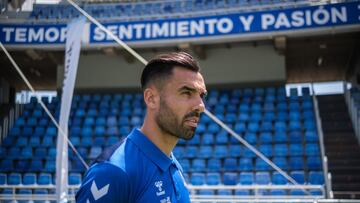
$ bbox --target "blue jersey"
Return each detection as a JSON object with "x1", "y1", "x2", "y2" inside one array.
[{"x1": 76, "y1": 129, "x2": 190, "y2": 203}]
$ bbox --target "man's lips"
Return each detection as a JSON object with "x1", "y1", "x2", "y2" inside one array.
[{"x1": 184, "y1": 117, "x2": 199, "y2": 128}]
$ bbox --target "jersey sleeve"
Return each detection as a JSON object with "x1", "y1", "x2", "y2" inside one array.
[{"x1": 76, "y1": 162, "x2": 130, "y2": 203}]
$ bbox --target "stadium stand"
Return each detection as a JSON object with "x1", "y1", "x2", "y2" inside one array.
[
  {"x1": 0, "y1": 86, "x2": 326, "y2": 199},
  {"x1": 1, "y1": 0, "x2": 359, "y2": 201},
  {"x1": 15, "y1": 0, "x2": 330, "y2": 22}
]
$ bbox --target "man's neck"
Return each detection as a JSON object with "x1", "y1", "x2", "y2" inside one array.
[{"x1": 140, "y1": 116, "x2": 178, "y2": 157}]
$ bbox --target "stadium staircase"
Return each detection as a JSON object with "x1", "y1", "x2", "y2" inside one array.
[{"x1": 318, "y1": 95, "x2": 360, "y2": 199}]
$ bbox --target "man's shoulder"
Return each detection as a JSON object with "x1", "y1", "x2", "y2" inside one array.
[{"x1": 76, "y1": 162, "x2": 131, "y2": 203}]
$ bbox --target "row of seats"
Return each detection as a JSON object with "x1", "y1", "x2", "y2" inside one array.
[
  {"x1": 175, "y1": 143, "x2": 320, "y2": 157},
  {"x1": 0, "y1": 170, "x2": 322, "y2": 186},
  {"x1": 187, "y1": 171, "x2": 324, "y2": 185},
  {"x1": 29, "y1": 0, "x2": 309, "y2": 20},
  {"x1": 0, "y1": 173, "x2": 81, "y2": 185},
  {"x1": 178, "y1": 156, "x2": 321, "y2": 172},
  {"x1": 0, "y1": 158, "x2": 89, "y2": 173},
  {"x1": 1, "y1": 142, "x2": 320, "y2": 159}
]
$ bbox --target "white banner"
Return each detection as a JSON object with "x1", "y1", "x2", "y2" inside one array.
[{"x1": 56, "y1": 17, "x2": 86, "y2": 203}]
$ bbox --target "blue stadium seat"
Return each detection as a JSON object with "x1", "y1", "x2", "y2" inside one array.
[
  {"x1": 192, "y1": 159, "x2": 206, "y2": 172},
  {"x1": 69, "y1": 173, "x2": 82, "y2": 185},
  {"x1": 207, "y1": 158, "x2": 221, "y2": 171},
  {"x1": 23, "y1": 173, "x2": 37, "y2": 185},
  {"x1": 29, "y1": 136, "x2": 41, "y2": 146},
  {"x1": 16, "y1": 137, "x2": 28, "y2": 147},
  {"x1": 93, "y1": 137, "x2": 106, "y2": 146},
  {"x1": 272, "y1": 157, "x2": 288, "y2": 170},
  {"x1": 255, "y1": 158, "x2": 271, "y2": 171},
  {"x1": 213, "y1": 145, "x2": 228, "y2": 158},
  {"x1": 8, "y1": 147, "x2": 21, "y2": 157},
  {"x1": 81, "y1": 127, "x2": 93, "y2": 137},
  {"x1": 47, "y1": 147, "x2": 56, "y2": 158},
  {"x1": 215, "y1": 131, "x2": 228, "y2": 144},
  {"x1": 289, "y1": 144, "x2": 303, "y2": 156},
  {"x1": 304, "y1": 120, "x2": 316, "y2": 130},
  {"x1": 2, "y1": 137, "x2": 14, "y2": 147},
  {"x1": 15, "y1": 160, "x2": 30, "y2": 172},
  {"x1": 273, "y1": 131, "x2": 288, "y2": 143},
  {"x1": 289, "y1": 157, "x2": 304, "y2": 170},
  {"x1": 81, "y1": 136, "x2": 92, "y2": 147},
  {"x1": 201, "y1": 133, "x2": 214, "y2": 145},
  {"x1": 89, "y1": 147, "x2": 102, "y2": 159},
  {"x1": 307, "y1": 156, "x2": 322, "y2": 170},
  {"x1": 27, "y1": 117, "x2": 38, "y2": 126},
  {"x1": 8, "y1": 173, "x2": 21, "y2": 185},
  {"x1": 259, "y1": 132, "x2": 273, "y2": 143},
  {"x1": 274, "y1": 121, "x2": 287, "y2": 131},
  {"x1": 305, "y1": 130, "x2": 318, "y2": 142},
  {"x1": 45, "y1": 126, "x2": 57, "y2": 137},
  {"x1": 96, "y1": 117, "x2": 106, "y2": 126},
  {"x1": 247, "y1": 122, "x2": 259, "y2": 133},
  {"x1": 184, "y1": 146, "x2": 198, "y2": 158},
  {"x1": 206, "y1": 172, "x2": 221, "y2": 185},
  {"x1": 42, "y1": 136, "x2": 54, "y2": 147},
  {"x1": 187, "y1": 133, "x2": 200, "y2": 145},
  {"x1": 259, "y1": 144, "x2": 273, "y2": 157},
  {"x1": 173, "y1": 146, "x2": 184, "y2": 159},
  {"x1": 0, "y1": 173, "x2": 6, "y2": 185},
  {"x1": 29, "y1": 159, "x2": 43, "y2": 172},
  {"x1": 71, "y1": 159, "x2": 87, "y2": 173},
  {"x1": 229, "y1": 145, "x2": 242, "y2": 157},
  {"x1": 70, "y1": 136, "x2": 80, "y2": 147},
  {"x1": 207, "y1": 123, "x2": 220, "y2": 134},
  {"x1": 191, "y1": 173, "x2": 205, "y2": 185},
  {"x1": 223, "y1": 172, "x2": 238, "y2": 185},
  {"x1": 272, "y1": 171, "x2": 288, "y2": 185},
  {"x1": 255, "y1": 172, "x2": 271, "y2": 185},
  {"x1": 260, "y1": 122, "x2": 273, "y2": 132},
  {"x1": 105, "y1": 126, "x2": 119, "y2": 136},
  {"x1": 309, "y1": 171, "x2": 324, "y2": 185},
  {"x1": 290, "y1": 171, "x2": 305, "y2": 184},
  {"x1": 289, "y1": 131, "x2": 302, "y2": 143},
  {"x1": 218, "y1": 189, "x2": 232, "y2": 195},
  {"x1": 274, "y1": 144, "x2": 288, "y2": 156},
  {"x1": 43, "y1": 159, "x2": 55, "y2": 174},
  {"x1": 239, "y1": 172, "x2": 253, "y2": 185},
  {"x1": 94, "y1": 126, "x2": 106, "y2": 137},
  {"x1": 224, "y1": 158, "x2": 237, "y2": 171},
  {"x1": 234, "y1": 122, "x2": 246, "y2": 133},
  {"x1": 34, "y1": 126, "x2": 45, "y2": 136},
  {"x1": 243, "y1": 147, "x2": 256, "y2": 158},
  {"x1": 0, "y1": 159, "x2": 14, "y2": 172},
  {"x1": 178, "y1": 159, "x2": 190, "y2": 172},
  {"x1": 237, "y1": 113, "x2": 249, "y2": 122},
  {"x1": 199, "y1": 189, "x2": 215, "y2": 195},
  {"x1": 38, "y1": 173, "x2": 52, "y2": 185},
  {"x1": 244, "y1": 132, "x2": 257, "y2": 144},
  {"x1": 197, "y1": 146, "x2": 212, "y2": 159},
  {"x1": 21, "y1": 147, "x2": 33, "y2": 158},
  {"x1": 305, "y1": 143, "x2": 320, "y2": 156},
  {"x1": 263, "y1": 112, "x2": 275, "y2": 121},
  {"x1": 239, "y1": 158, "x2": 253, "y2": 171}
]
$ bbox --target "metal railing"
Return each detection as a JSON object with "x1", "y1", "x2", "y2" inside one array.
[
  {"x1": 311, "y1": 85, "x2": 333, "y2": 199},
  {"x1": 344, "y1": 84, "x2": 360, "y2": 145}
]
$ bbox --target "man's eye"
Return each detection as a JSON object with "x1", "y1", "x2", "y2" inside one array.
[{"x1": 183, "y1": 91, "x2": 191, "y2": 96}]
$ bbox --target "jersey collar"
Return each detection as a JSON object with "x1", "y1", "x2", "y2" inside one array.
[{"x1": 128, "y1": 128, "x2": 172, "y2": 172}]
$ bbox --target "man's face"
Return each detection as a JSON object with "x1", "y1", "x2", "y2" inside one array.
[{"x1": 155, "y1": 67, "x2": 207, "y2": 140}]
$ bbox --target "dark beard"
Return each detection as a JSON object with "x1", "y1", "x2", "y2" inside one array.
[{"x1": 155, "y1": 98, "x2": 200, "y2": 140}]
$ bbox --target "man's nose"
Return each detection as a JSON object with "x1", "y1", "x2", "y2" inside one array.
[{"x1": 193, "y1": 96, "x2": 205, "y2": 113}]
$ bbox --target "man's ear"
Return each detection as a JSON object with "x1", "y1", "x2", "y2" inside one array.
[{"x1": 143, "y1": 87, "x2": 159, "y2": 109}]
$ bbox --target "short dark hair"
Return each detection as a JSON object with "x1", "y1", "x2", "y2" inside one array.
[{"x1": 141, "y1": 52, "x2": 200, "y2": 90}]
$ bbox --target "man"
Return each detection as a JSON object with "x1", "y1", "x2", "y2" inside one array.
[{"x1": 76, "y1": 52, "x2": 207, "y2": 203}]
